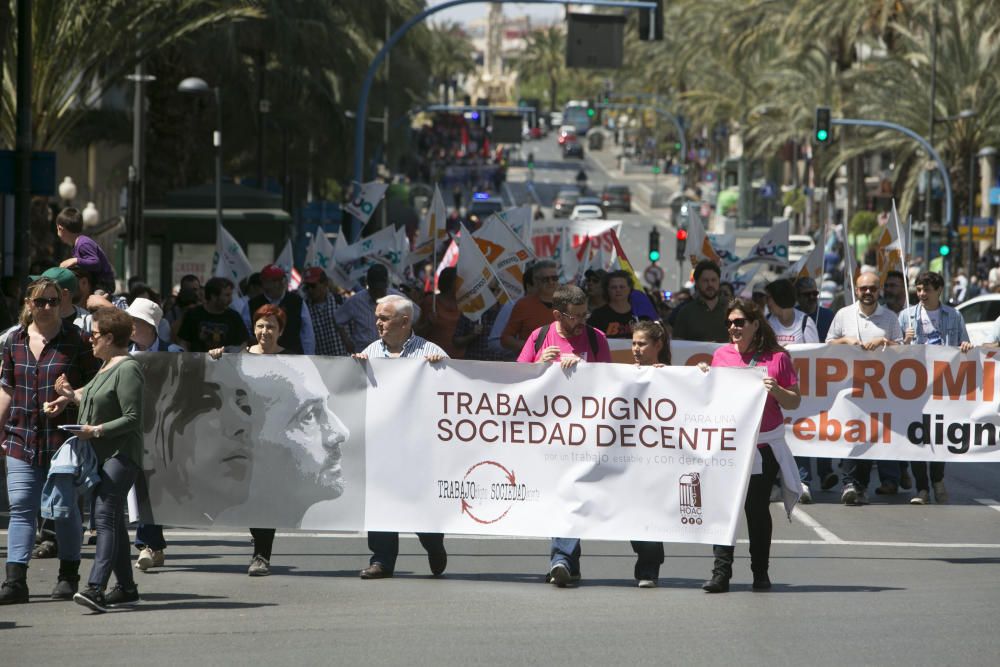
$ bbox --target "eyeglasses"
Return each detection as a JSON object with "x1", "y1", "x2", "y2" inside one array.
[
  {"x1": 31, "y1": 297, "x2": 59, "y2": 309},
  {"x1": 726, "y1": 317, "x2": 747, "y2": 328},
  {"x1": 91, "y1": 330, "x2": 104, "y2": 340},
  {"x1": 857, "y1": 285, "x2": 879, "y2": 293},
  {"x1": 558, "y1": 310, "x2": 589, "y2": 323},
  {"x1": 798, "y1": 291, "x2": 819, "y2": 298}
]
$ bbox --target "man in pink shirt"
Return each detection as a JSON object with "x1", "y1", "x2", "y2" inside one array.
[{"x1": 517, "y1": 284, "x2": 611, "y2": 586}]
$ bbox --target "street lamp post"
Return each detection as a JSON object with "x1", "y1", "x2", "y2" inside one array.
[
  {"x1": 178, "y1": 77, "x2": 223, "y2": 228},
  {"x1": 58, "y1": 176, "x2": 77, "y2": 206}
]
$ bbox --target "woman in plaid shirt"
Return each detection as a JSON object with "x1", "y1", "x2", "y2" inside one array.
[{"x1": 0, "y1": 277, "x2": 99, "y2": 605}]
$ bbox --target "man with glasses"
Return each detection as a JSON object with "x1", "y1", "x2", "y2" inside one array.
[
  {"x1": 301, "y1": 268, "x2": 350, "y2": 357},
  {"x1": 517, "y1": 285, "x2": 611, "y2": 587},
  {"x1": 501, "y1": 259, "x2": 562, "y2": 353},
  {"x1": 826, "y1": 270, "x2": 903, "y2": 505},
  {"x1": 794, "y1": 277, "x2": 834, "y2": 341}
]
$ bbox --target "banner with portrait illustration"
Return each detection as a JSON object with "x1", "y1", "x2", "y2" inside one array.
[
  {"x1": 134, "y1": 353, "x2": 765, "y2": 543},
  {"x1": 660, "y1": 341, "x2": 1000, "y2": 462}
]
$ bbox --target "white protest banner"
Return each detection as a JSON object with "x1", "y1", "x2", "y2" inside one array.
[
  {"x1": 410, "y1": 185, "x2": 449, "y2": 264},
  {"x1": 364, "y1": 360, "x2": 766, "y2": 544},
  {"x1": 474, "y1": 213, "x2": 535, "y2": 300},
  {"x1": 455, "y1": 226, "x2": 501, "y2": 319},
  {"x1": 531, "y1": 219, "x2": 623, "y2": 282},
  {"x1": 667, "y1": 340, "x2": 1000, "y2": 462},
  {"x1": 344, "y1": 181, "x2": 389, "y2": 225},
  {"x1": 738, "y1": 219, "x2": 790, "y2": 269},
  {"x1": 275, "y1": 239, "x2": 302, "y2": 289},
  {"x1": 212, "y1": 221, "x2": 254, "y2": 289}
]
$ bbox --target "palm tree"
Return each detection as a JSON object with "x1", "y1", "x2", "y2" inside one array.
[
  {"x1": 515, "y1": 26, "x2": 566, "y2": 113},
  {"x1": 426, "y1": 21, "x2": 475, "y2": 103}
]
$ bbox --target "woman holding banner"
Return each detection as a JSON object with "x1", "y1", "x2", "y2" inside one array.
[
  {"x1": 630, "y1": 320, "x2": 671, "y2": 588},
  {"x1": 700, "y1": 299, "x2": 801, "y2": 593}
]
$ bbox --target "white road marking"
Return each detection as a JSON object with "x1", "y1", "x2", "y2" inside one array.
[
  {"x1": 974, "y1": 498, "x2": 1000, "y2": 514},
  {"x1": 791, "y1": 507, "x2": 843, "y2": 543}
]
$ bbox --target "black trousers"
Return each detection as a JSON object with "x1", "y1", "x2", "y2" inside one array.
[
  {"x1": 910, "y1": 461, "x2": 945, "y2": 491},
  {"x1": 88, "y1": 455, "x2": 139, "y2": 590},
  {"x1": 711, "y1": 446, "x2": 780, "y2": 579},
  {"x1": 368, "y1": 532, "x2": 445, "y2": 573},
  {"x1": 630, "y1": 541, "x2": 665, "y2": 580},
  {"x1": 250, "y1": 528, "x2": 275, "y2": 560}
]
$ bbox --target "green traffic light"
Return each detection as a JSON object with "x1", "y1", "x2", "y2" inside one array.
[
  {"x1": 674, "y1": 142, "x2": 681, "y2": 150},
  {"x1": 816, "y1": 129, "x2": 829, "y2": 142},
  {"x1": 939, "y1": 245, "x2": 951, "y2": 257},
  {"x1": 652, "y1": 166, "x2": 661, "y2": 174},
  {"x1": 649, "y1": 250, "x2": 661, "y2": 262},
  {"x1": 587, "y1": 108, "x2": 595, "y2": 117}
]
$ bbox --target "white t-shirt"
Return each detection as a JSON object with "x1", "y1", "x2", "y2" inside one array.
[
  {"x1": 919, "y1": 305, "x2": 943, "y2": 345},
  {"x1": 767, "y1": 309, "x2": 820, "y2": 345}
]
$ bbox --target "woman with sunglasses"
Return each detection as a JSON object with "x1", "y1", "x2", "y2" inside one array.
[
  {"x1": 0, "y1": 278, "x2": 99, "y2": 605},
  {"x1": 700, "y1": 299, "x2": 802, "y2": 593},
  {"x1": 53, "y1": 307, "x2": 145, "y2": 612}
]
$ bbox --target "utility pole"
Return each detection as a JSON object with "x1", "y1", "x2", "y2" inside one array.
[{"x1": 13, "y1": 0, "x2": 31, "y2": 282}]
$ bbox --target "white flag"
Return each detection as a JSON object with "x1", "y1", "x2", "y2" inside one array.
[
  {"x1": 737, "y1": 219, "x2": 790, "y2": 269},
  {"x1": 410, "y1": 185, "x2": 449, "y2": 264},
  {"x1": 472, "y1": 214, "x2": 535, "y2": 300},
  {"x1": 335, "y1": 225, "x2": 410, "y2": 285},
  {"x1": 305, "y1": 231, "x2": 338, "y2": 276},
  {"x1": 344, "y1": 181, "x2": 390, "y2": 225},
  {"x1": 455, "y1": 226, "x2": 500, "y2": 320},
  {"x1": 212, "y1": 221, "x2": 253, "y2": 290},
  {"x1": 684, "y1": 213, "x2": 741, "y2": 272},
  {"x1": 786, "y1": 239, "x2": 824, "y2": 283},
  {"x1": 275, "y1": 240, "x2": 302, "y2": 290},
  {"x1": 491, "y1": 205, "x2": 533, "y2": 245}
]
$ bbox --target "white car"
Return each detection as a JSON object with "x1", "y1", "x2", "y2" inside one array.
[
  {"x1": 956, "y1": 293, "x2": 1000, "y2": 345},
  {"x1": 788, "y1": 234, "x2": 816, "y2": 263},
  {"x1": 569, "y1": 204, "x2": 605, "y2": 221}
]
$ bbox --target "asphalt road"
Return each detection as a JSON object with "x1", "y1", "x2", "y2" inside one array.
[{"x1": 3, "y1": 459, "x2": 1000, "y2": 666}]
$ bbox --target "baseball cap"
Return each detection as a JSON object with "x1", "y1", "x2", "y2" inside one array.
[
  {"x1": 29, "y1": 267, "x2": 78, "y2": 295},
  {"x1": 260, "y1": 264, "x2": 286, "y2": 280},
  {"x1": 303, "y1": 267, "x2": 326, "y2": 284},
  {"x1": 126, "y1": 298, "x2": 163, "y2": 329}
]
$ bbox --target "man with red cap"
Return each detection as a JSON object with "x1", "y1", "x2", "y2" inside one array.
[
  {"x1": 243, "y1": 264, "x2": 315, "y2": 355},
  {"x1": 302, "y1": 267, "x2": 350, "y2": 356}
]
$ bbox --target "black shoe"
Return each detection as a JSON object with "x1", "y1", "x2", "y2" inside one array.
[
  {"x1": 752, "y1": 575, "x2": 772, "y2": 591},
  {"x1": 0, "y1": 563, "x2": 29, "y2": 605},
  {"x1": 51, "y1": 560, "x2": 81, "y2": 600},
  {"x1": 32, "y1": 540, "x2": 57, "y2": 559},
  {"x1": 820, "y1": 472, "x2": 839, "y2": 491},
  {"x1": 105, "y1": 584, "x2": 140, "y2": 608},
  {"x1": 702, "y1": 575, "x2": 730, "y2": 593},
  {"x1": 428, "y1": 550, "x2": 447, "y2": 577},
  {"x1": 73, "y1": 586, "x2": 109, "y2": 613}
]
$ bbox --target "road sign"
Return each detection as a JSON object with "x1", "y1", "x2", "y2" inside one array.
[
  {"x1": 643, "y1": 263, "x2": 664, "y2": 286},
  {"x1": 959, "y1": 216, "x2": 995, "y2": 241},
  {"x1": 990, "y1": 187, "x2": 1000, "y2": 205}
]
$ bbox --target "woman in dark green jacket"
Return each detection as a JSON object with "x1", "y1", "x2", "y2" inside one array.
[{"x1": 55, "y1": 307, "x2": 144, "y2": 613}]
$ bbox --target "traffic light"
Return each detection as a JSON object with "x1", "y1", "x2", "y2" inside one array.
[
  {"x1": 639, "y1": 0, "x2": 664, "y2": 41},
  {"x1": 675, "y1": 228, "x2": 688, "y2": 261},
  {"x1": 939, "y1": 243, "x2": 951, "y2": 257},
  {"x1": 648, "y1": 228, "x2": 661, "y2": 262},
  {"x1": 587, "y1": 107, "x2": 595, "y2": 118},
  {"x1": 815, "y1": 107, "x2": 831, "y2": 143}
]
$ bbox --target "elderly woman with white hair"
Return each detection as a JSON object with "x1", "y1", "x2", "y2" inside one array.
[{"x1": 353, "y1": 294, "x2": 449, "y2": 579}]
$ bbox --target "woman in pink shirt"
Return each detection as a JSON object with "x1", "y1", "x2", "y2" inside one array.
[{"x1": 701, "y1": 299, "x2": 801, "y2": 593}]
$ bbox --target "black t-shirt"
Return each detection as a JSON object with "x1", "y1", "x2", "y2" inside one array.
[
  {"x1": 178, "y1": 306, "x2": 250, "y2": 352},
  {"x1": 588, "y1": 305, "x2": 647, "y2": 339}
]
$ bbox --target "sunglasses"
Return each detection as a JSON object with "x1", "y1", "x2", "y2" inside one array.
[
  {"x1": 726, "y1": 317, "x2": 747, "y2": 328},
  {"x1": 31, "y1": 297, "x2": 59, "y2": 308}
]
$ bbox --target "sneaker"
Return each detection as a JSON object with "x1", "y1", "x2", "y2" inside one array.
[
  {"x1": 875, "y1": 481, "x2": 898, "y2": 495},
  {"x1": 769, "y1": 485, "x2": 782, "y2": 502},
  {"x1": 549, "y1": 562, "x2": 572, "y2": 588},
  {"x1": 105, "y1": 584, "x2": 140, "y2": 608},
  {"x1": 820, "y1": 472, "x2": 839, "y2": 491},
  {"x1": 899, "y1": 468, "x2": 913, "y2": 490},
  {"x1": 73, "y1": 586, "x2": 108, "y2": 613},
  {"x1": 911, "y1": 489, "x2": 929, "y2": 505},
  {"x1": 932, "y1": 481, "x2": 948, "y2": 504},
  {"x1": 248, "y1": 555, "x2": 270, "y2": 577},
  {"x1": 135, "y1": 548, "x2": 165, "y2": 571},
  {"x1": 841, "y1": 484, "x2": 858, "y2": 505},
  {"x1": 856, "y1": 489, "x2": 869, "y2": 505},
  {"x1": 799, "y1": 484, "x2": 813, "y2": 504},
  {"x1": 637, "y1": 579, "x2": 657, "y2": 589}
]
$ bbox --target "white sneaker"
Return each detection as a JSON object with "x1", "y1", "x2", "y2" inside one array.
[
  {"x1": 841, "y1": 484, "x2": 858, "y2": 505},
  {"x1": 910, "y1": 489, "x2": 929, "y2": 505},
  {"x1": 799, "y1": 484, "x2": 813, "y2": 504},
  {"x1": 637, "y1": 579, "x2": 657, "y2": 589}
]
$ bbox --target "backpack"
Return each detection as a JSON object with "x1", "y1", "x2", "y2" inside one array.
[{"x1": 533, "y1": 323, "x2": 599, "y2": 358}]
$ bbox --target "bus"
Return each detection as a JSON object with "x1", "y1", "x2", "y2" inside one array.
[{"x1": 563, "y1": 101, "x2": 592, "y2": 135}]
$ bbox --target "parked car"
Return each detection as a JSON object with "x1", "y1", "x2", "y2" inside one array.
[
  {"x1": 558, "y1": 126, "x2": 577, "y2": 145},
  {"x1": 553, "y1": 189, "x2": 581, "y2": 218},
  {"x1": 601, "y1": 184, "x2": 632, "y2": 212},
  {"x1": 562, "y1": 142, "x2": 584, "y2": 159},
  {"x1": 570, "y1": 204, "x2": 605, "y2": 221},
  {"x1": 788, "y1": 234, "x2": 817, "y2": 263},
  {"x1": 956, "y1": 293, "x2": 1000, "y2": 345}
]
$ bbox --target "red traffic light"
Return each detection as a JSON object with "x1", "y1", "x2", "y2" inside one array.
[{"x1": 676, "y1": 229, "x2": 688, "y2": 241}]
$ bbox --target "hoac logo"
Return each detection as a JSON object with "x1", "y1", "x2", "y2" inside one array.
[
  {"x1": 679, "y1": 472, "x2": 703, "y2": 525},
  {"x1": 436, "y1": 460, "x2": 535, "y2": 524}
]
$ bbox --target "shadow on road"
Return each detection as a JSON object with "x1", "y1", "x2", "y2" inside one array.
[{"x1": 133, "y1": 592, "x2": 277, "y2": 611}]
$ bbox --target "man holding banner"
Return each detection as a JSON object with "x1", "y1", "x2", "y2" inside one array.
[
  {"x1": 354, "y1": 295, "x2": 448, "y2": 580},
  {"x1": 516, "y1": 285, "x2": 611, "y2": 587}
]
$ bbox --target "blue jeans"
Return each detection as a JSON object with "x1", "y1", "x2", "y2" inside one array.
[
  {"x1": 89, "y1": 455, "x2": 139, "y2": 590},
  {"x1": 549, "y1": 538, "x2": 581, "y2": 575},
  {"x1": 135, "y1": 524, "x2": 166, "y2": 551},
  {"x1": 5, "y1": 456, "x2": 82, "y2": 564},
  {"x1": 876, "y1": 461, "x2": 900, "y2": 485},
  {"x1": 795, "y1": 457, "x2": 833, "y2": 484}
]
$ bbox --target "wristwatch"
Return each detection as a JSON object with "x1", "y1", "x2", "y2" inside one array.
[{"x1": 94, "y1": 424, "x2": 104, "y2": 438}]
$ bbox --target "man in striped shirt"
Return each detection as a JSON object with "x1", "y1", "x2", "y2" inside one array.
[{"x1": 353, "y1": 294, "x2": 448, "y2": 578}]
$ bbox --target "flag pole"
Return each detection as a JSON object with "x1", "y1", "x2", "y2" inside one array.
[{"x1": 891, "y1": 199, "x2": 913, "y2": 333}]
